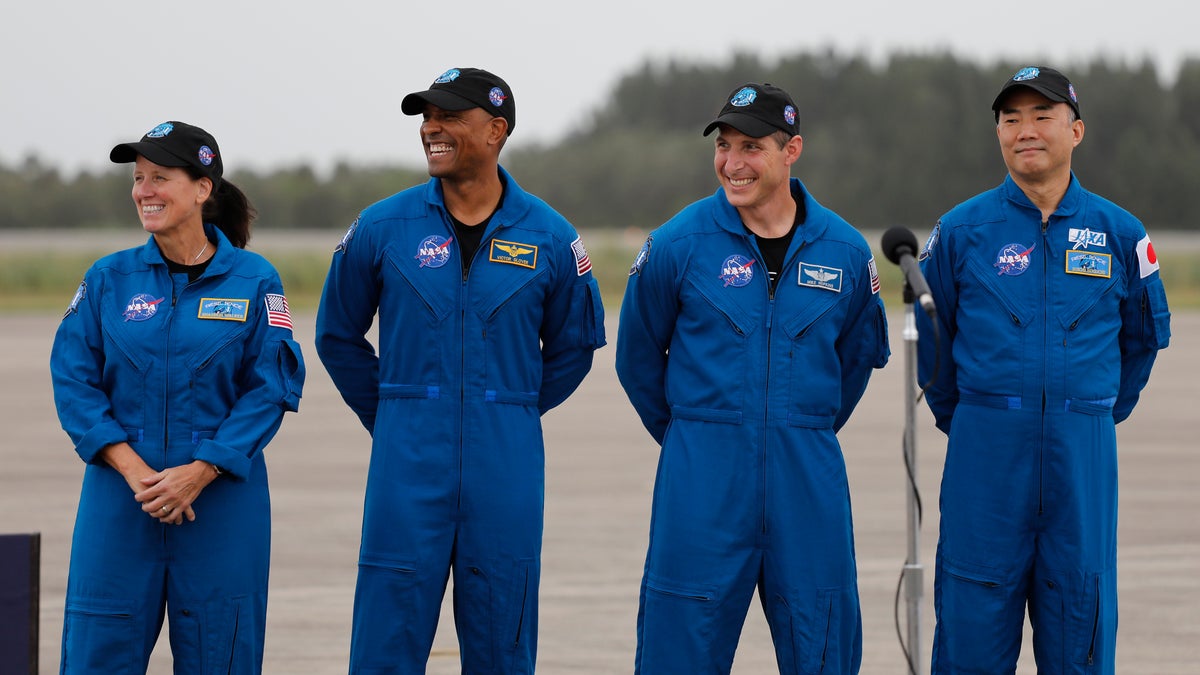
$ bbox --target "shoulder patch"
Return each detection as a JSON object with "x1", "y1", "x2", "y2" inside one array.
[
  {"x1": 1136, "y1": 235, "x2": 1160, "y2": 278},
  {"x1": 629, "y1": 236, "x2": 652, "y2": 276},
  {"x1": 918, "y1": 222, "x2": 940, "y2": 261},
  {"x1": 64, "y1": 280, "x2": 87, "y2": 318},
  {"x1": 335, "y1": 217, "x2": 359, "y2": 253},
  {"x1": 571, "y1": 235, "x2": 592, "y2": 276},
  {"x1": 265, "y1": 294, "x2": 293, "y2": 330}
]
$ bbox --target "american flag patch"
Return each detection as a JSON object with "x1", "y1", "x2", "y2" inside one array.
[
  {"x1": 868, "y1": 257, "x2": 881, "y2": 294},
  {"x1": 571, "y1": 236, "x2": 592, "y2": 276},
  {"x1": 265, "y1": 293, "x2": 293, "y2": 330}
]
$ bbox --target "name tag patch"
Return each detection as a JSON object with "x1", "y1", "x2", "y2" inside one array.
[
  {"x1": 490, "y1": 239, "x2": 538, "y2": 269},
  {"x1": 198, "y1": 298, "x2": 250, "y2": 321},
  {"x1": 798, "y1": 262, "x2": 843, "y2": 292},
  {"x1": 1065, "y1": 251, "x2": 1112, "y2": 278}
]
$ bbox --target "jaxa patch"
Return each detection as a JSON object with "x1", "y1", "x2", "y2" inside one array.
[
  {"x1": 1065, "y1": 251, "x2": 1111, "y2": 278},
  {"x1": 1068, "y1": 228, "x2": 1107, "y2": 250},
  {"x1": 919, "y1": 222, "x2": 940, "y2": 261},
  {"x1": 63, "y1": 280, "x2": 86, "y2": 318},
  {"x1": 629, "y1": 236, "x2": 652, "y2": 275},
  {"x1": 198, "y1": 297, "x2": 250, "y2": 321},
  {"x1": 123, "y1": 293, "x2": 165, "y2": 322},
  {"x1": 798, "y1": 262, "x2": 843, "y2": 292},
  {"x1": 335, "y1": 218, "x2": 359, "y2": 253},
  {"x1": 490, "y1": 239, "x2": 538, "y2": 269}
]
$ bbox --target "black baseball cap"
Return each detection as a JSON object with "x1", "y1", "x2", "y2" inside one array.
[
  {"x1": 992, "y1": 66, "x2": 1081, "y2": 120},
  {"x1": 401, "y1": 67, "x2": 516, "y2": 135},
  {"x1": 110, "y1": 121, "x2": 223, "y2": 185},
  {"x1": 703, "y1": 83, "x2": 800, "y2": 138}
]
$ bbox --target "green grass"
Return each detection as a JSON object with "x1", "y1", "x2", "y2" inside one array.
[{"x1": 3, "y1": 235, "x2": 1197, "y2": 314}]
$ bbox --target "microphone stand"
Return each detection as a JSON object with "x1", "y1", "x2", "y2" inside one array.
[{"x1": 901, "y1": 282, "x2": 924, "y2": 674}]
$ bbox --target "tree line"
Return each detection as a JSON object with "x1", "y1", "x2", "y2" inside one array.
[{"x1": 5, "y1": 50, "x2": 1199, "y2": 232}]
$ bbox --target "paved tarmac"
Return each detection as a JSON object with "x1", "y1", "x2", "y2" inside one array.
[{"x1": 2, "y1": 309, "x2": 1197, "y2": 674}]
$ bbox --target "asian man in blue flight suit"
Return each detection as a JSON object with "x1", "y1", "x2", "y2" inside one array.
[{"x1": 917, "y1": 66, "x2": 1171, "y2": 674}]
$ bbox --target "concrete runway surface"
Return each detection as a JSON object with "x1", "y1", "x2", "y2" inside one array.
[{"x1": 2, "y1": 310, "x2": 1197, "y2": 674}]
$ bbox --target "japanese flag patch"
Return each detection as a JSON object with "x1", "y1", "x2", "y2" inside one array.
[{"x1": 1136, "y1": 235, "x2": 1160, "y2": 278}]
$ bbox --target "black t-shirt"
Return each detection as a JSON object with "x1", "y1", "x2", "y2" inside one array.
[
  {"x1": 451, "y1": 214, "x2": 490, "y2": 274},
  {"x1": 751, "y1": 184, "x2": 808, "y2": 292}
]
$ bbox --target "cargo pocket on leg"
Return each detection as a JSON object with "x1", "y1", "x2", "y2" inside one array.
[
  {"x1": 62, "y1": 598, "x2": 141, "y2": 673},
  {"x1": 770, "y1": 588, "x2": 841, "y2": 675}
]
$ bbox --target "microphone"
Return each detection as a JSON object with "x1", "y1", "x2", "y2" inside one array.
[{"x1": 881, "y1": 226, "x2": 936, "y2": 317}]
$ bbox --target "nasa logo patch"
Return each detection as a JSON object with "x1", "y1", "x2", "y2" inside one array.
[
  {"x1": 719, "y1": 254, "x2": 755, "y2": 287},
  {"x1": 994, "y1": 242, "x2": 1035, "y2": 276},
  {"x1": 123, "y1": 293, "x2": 165, "y2": 322},
  {"x1": 415, "y1": 234, "x2": 454, "y2": 268}
]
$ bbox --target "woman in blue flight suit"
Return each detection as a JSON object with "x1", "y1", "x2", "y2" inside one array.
[{"x1": 50, "y1": 121, "x2": 304, "y2": 674}]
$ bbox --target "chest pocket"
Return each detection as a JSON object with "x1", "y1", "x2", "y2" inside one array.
[
  {"x1": 964, "y1": 255, "x2": 1034, "y2": 328},
  {"x1": 471, "y1": 261, "x2": 548, "y2": 321},
  {"x1": 186, "y1": 318, "x2": 254, "y2": 373},
  {"x1": 665, "y1": 267, "x2": 758, "y2": 417},
  {"x1": 779, "y1": 287, "x2": 844, "y2": 342},
  {"x1": 685, "y1": 266, "x2": 757, "y2": 339},
  {"x1": 1057, "y1": 273, "x2": 1120, "y2": 333},
  {"x1": 101, "y1": 315, "x2": 152, "y2": 434},
  {"x1": 382, "y1": 245, "x2": 455, "y2": 323},
  {"x1": 779, "y1": 286, "x2": 848, "y2": 422}
]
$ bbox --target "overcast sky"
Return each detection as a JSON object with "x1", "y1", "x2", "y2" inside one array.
[{"x1": 4, "y1": 0, "x2": 1194, "y2": 176}]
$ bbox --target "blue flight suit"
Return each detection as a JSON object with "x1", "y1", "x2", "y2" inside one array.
[
  {"x1": 314, "y1": 167, "x2": 605, "y2": 674},
  {"x1": 917, "y1": 175, "x2": 1171, "y2": 674},
  {"x1": 616, "y1": 179, "x2": 889, "y2": 674},
  {"x1": 50, "y1": 224, "x2": 305, "y2": 674}
]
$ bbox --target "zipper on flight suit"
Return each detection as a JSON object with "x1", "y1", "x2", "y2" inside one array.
[
  {"x1": 758, "y1": 238, "x2": 800, "y2": 536},
  {"x1": 1038, "y1": 219, "x2": 1052, "y2": 516},
  {"x1": 456, "y1": 220, "x2": 495, "y2": 513}
]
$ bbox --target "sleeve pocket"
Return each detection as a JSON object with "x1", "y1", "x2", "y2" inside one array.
[{"x1": 275, "y1": 338, "x2": 305, "y2": 412}]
